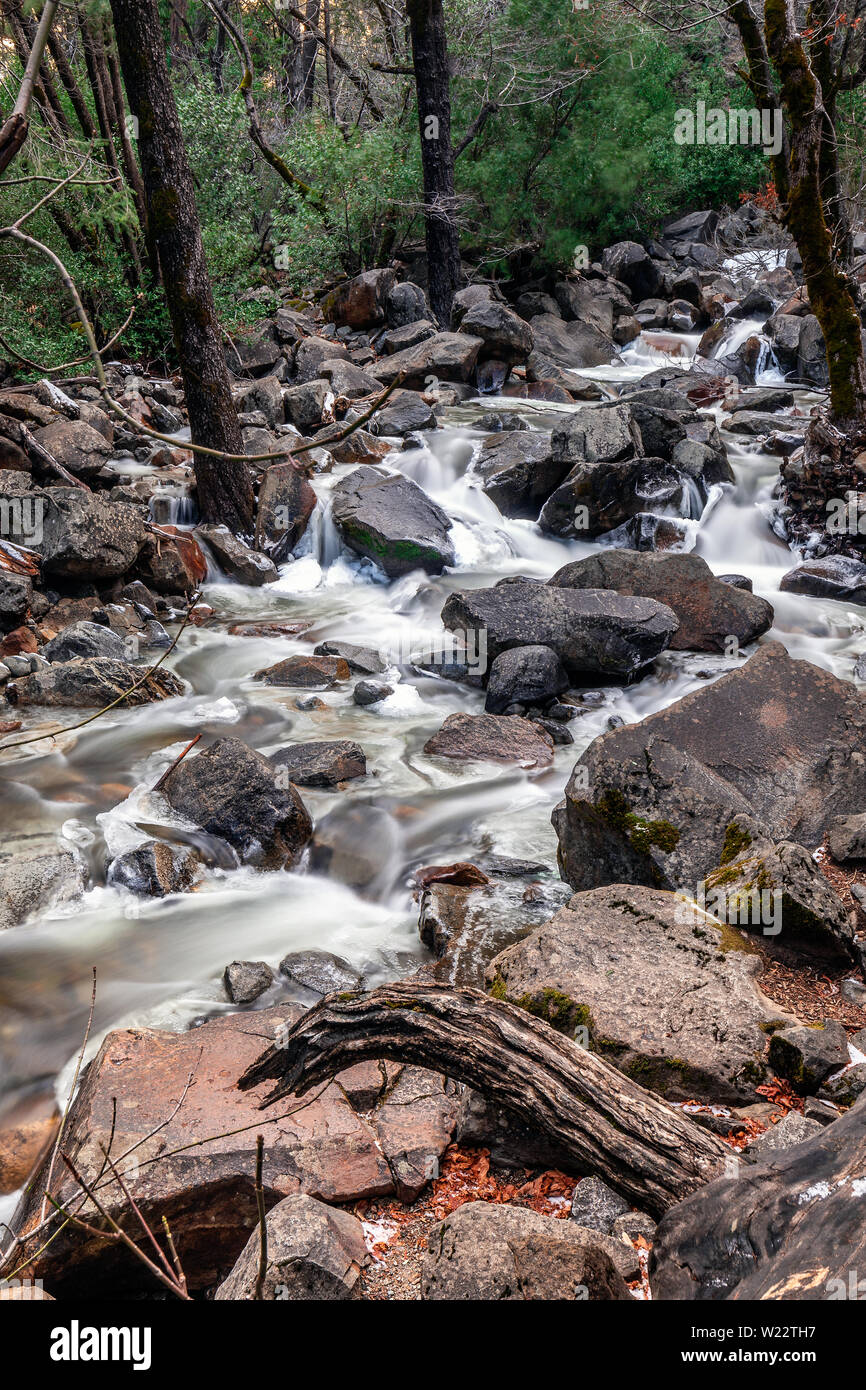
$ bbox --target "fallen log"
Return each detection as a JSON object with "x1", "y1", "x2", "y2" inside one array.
[
  {"x1": 651, "y1": 1095, "x2": 866, "y2": 1300},
  {"x1": 239, "y1": 980, "x2": 729, "y2": 1216}
]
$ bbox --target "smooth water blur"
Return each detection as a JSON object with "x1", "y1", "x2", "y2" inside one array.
[{"x1": 1, "y1": 323, "x2": 862, "y2": 1123}]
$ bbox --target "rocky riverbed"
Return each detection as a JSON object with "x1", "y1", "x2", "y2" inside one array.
[{"x1": 2, "y1": 199, "x2": 866, "y2": 1302}]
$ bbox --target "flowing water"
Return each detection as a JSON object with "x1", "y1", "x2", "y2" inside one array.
[{"x1": 1, "y1": 301, "x2": 864, "y2": 1218}]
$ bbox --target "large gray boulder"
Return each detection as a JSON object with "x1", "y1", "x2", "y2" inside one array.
[
  {"x1": 554, "y1": 642, "x2": 866, "y2": 894},
  {"x1": 441, "y1": 577, "x2": 678, "y2": 679},
  {"x1": 161, "y1": 737, "x2": 312, "y2": 870},
  {"x1": 254, "y1": 461, "x2": 317, "y2": 563},
  {"x1": 472, "y1": 429, "x2": 567, "y2": 518},
  {"x1": 421, "y1": 1200, "x2": 630, "y2": 1300},
  {"x1": 215, "y1": 1193, "x2": 368, "y2": 1300},
  {"x1": 486, "y1": 883, "x2": 783, "y2": 1102},
  {"x1": 600, "y1": 241, "x2": 663, "y2": 300},
  {"x1": 549, "y1": 550, "x2": 774, "y2": 653},
  {"x1": 6, "y1": 658, "x2": 184, "y2": 708},
  {"x1": 370, "y1": 332, "x2": 483, "y2": 388},
  {"x1": 32, "y1": 418, "x2": 112, "y2": 480},
  {"x1": 43, "y1": 620, "x2": 128, "y2": 663},
  {"x1": 458, "y1": 300, "x2": 534, "y2": 364},
  {"x1": 528, "y1": 313, "x2": 616, "y2": 369},
  {"x1": 330, "y1": 465, "x2": 454, "y2": 577},
  {"x1": 484, "y1": 644, "x2": 569, "y2": 714},
  {"x1": 32, "y1": 490, "x2": 146, "y2": 580}
]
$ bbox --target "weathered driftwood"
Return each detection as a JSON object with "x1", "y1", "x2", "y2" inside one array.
[
  {"x1": 652, "y1": 1095, "x2": 866, "y2": 1300},
  {"x1": 239, "y1": 981, "x2": 729, "y2": 1215}
]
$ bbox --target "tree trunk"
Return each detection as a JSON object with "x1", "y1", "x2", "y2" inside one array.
[
  {"x1": 298, "y1": 0, "x2": 320, "y2": 111},
  {"x1": 763, "y1": 0, "x2": 866, "y2": 422},
  {"x1": 652, "y1": 1091, "x2": 866, "y2": 1299},
  {"x1": 239, "y1": 981, "x2": 729, "y2": 1216},
  {"x1": 405, "y1": 0, "x2": 461, "y2": 326},
  {"x1": 108, "y1": 0, "x2": 254, "y2": 532}
]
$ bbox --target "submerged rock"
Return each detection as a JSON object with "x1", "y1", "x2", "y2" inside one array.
[
  {"x1": 0, "y1": 833, "x2": 87, "y2": 930},
  {"x1": 106, "y1": 840, "x2": 202, "y2": 897}
]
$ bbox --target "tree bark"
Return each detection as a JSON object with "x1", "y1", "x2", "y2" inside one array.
[
  {"x1": 239, "y1": 981, "x2": 729, "y2": 1216},
  {"x1": 405, "y1": 0, "x2": 461, "y2": 326},
  {"x1": 763, "y1": 0, "x2": 866, "y2": 421},
  {"x1": 298, "y1": 0, "x2": 320, "y2": 111},
  {"x1": 108, "y1": 0, "x2": 254, "y2": 531}
]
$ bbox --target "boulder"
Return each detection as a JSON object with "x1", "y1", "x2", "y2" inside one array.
[
  {"x1": 0, "y1": 833, "x2": 87, "y2": 930},
  {"x1": 797, "y1": 314, "x2": 828, "y2": 386},
  {"x1": 43, "y1": 620, "x2": 128, "y2": 663},
  {"x1": 528, "y1": 313, "x2": 616, "y2": 369},
  {"x1": 294, "y1": 337, "x2": 349, "y2": 385},
  {"x1": 330, "y1": 465, "x2": 454, "y2": 577},
  {"x1": 827, "y1": 813, "x2": 866, "y2": 862},
  {"x1": 313, "y1": 640, "x2": 385, "y2": 675},
  {"x1": 386, "y1": 280, "x2": 429, "y2": 327},
  {"x1": 215, "y1": 1193, "x2": 368, "y2": 1300},
  {"x1": 160, "y1": 737, "x2": 312, "y2": 870},
  {"x1": 487, "y1": 883, "x2": 781, "y2": 1102},
  {"x1": 282, "y1": 379, "x2": 330, "y2": 433},
  {"x1": 424, "y1": 712, "x2": 555, "y2": 768},
  {"x1": 600, "y1": 241, "x2": 663, "y2": 300},
  {"x1": 223, "y1": 959, "x2": 274, "y2": 1004},
  {"x1": 32, "y1": 418, "x2": 112, "y2": 480},
  {"x1": 106, "y1": 841, "x2": 202, "y2": 897},
  {"x1": 441, "y1": 577, "x2": 678, "y2": 678},
  {"x1": 322, "y1": 268, "x2": 397, "y2": 329},
  {"x1": 372, "y1": 1066, "x2": 460, "y2": 1201},
  {"x1": 569, "y1": 1177, "x2": 630, "y2": 1234},
  {"x1": 381, "y1": 319, "x2": 436, "y2": 354},
  {"x1": 650, "y1": 1093, "x2": 866, "y2": 1300},
  {"x1": 256, "y1": 654, "x2": 350, "y2": 687},
  {"x1": 554, "y1": 642, "x2": 866, "y2": 894},
  {"x1": 703, "y1": 818, "x2": 858, "y2": 969},
  {"x1": 320, "y1": 359, "x2": 382, "y2": 399},
  {"x1": 371, "y1": 389, "x2": 436, "y2": 437},
  {"x1": 458, "y1": 300, "x2": 533, "y2": 364},
  {"x1": 767, "y1": 1021, "x2": 850, "y2": 1094},
  {"x1": 254, "y1": 461, "x2": 317, "y2": 563},
  {"x1": 33, "y1": 490, "x2": 146, "y2": 580},
  {"x1": 747, "y1": 1110, "x2": 823, "y2": 1155},
  {"x1": 270, "y1": 739, "x2": 366, "y2": 788},
  {"x1": 539, "y1": 456, "x2": 692, "y2": 539},
  {"x1": 6, "y1": 657, "x2": 184, "y2": 708},
  {"x1": 370, "y1": 332, "x2": 483, "y2": 388},
  {"x1": 472, "y1": 429, "x2": 566, "y2": 518},
  {"x1": 780, "y1": 555, "x2": 866, "y2": 606},
  {"x1": 279, "y1": 949, "x2": 363, "y2": 997},
  {"x1": 420, "y1": 1201, "x2": 631, "y2": 1300},
  {"x1": 0, "y1": 574, "x2": 32, "y2": 632},
  {"x1": 13, "y1": 1007, "x2": 395, "y2": 1294},
  {"x1": 549, "y1": 551, "x2": 774, "y2": 653},
  {"x1": 352, "y1": 678, "x2": 393, "y2": 705},
  {"x1": 232, "y1": 374, "x2": 285, "y2": 426},
  {"x1": 484, "y1": 644, "x2": 569, "y2": 714},
  {"x1": 197, "y1": 524, "x2": 278, "y2": 586},
  {"x1": 135, "y1": 527, "x2": 207, "y2": 593}
]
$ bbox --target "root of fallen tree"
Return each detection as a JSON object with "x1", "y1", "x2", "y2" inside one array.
[{"x1": 239, "y1": 981, "x2": 729, "y2": 1216}]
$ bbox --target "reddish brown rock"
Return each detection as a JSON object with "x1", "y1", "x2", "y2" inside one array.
[
  {"x1": 424, "y1": 712, "x2": 555, "y2": 768},
  {"x1": 12, "y1": 1007, "x2": 394, "y2": 1294},
  {"x1": 256, "y1": 654, "x2": 351, "y2": 688}
]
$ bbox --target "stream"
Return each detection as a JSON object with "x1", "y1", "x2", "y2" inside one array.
[{"x1": 1, "y1": 275, "x2": 864, "y2": 1223}]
